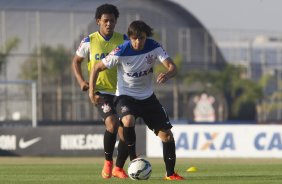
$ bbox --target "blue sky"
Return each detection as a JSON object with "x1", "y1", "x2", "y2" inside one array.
[{"x1": 171, "y1": 0, "x2": 281, "y2": 31}]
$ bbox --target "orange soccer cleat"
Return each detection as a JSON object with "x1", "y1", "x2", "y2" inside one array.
[
  {"x1": 164, "y1": 172, "x2": 184, "y2": 180},
  {"x1": 112, "y1": 166, "x2": 129, "y2": 179},
  {"x1": 101, "y1": 160, "x2": 113, "y2": 179}
]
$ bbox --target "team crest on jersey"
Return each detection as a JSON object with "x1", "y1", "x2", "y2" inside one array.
[
  {"x1": 121, "y1": 106, "x2": 129, "y2": 113},
  {"x1": 102, "y1": 104, "x2": 111, "y2": 113},
  {"x1": 145, "y1": 54, "x2": 155, "y2": 64}
]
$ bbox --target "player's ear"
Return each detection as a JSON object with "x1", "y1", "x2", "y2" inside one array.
[{"x1": 96, "y1": 19, "x2": 100, "y2": 25}]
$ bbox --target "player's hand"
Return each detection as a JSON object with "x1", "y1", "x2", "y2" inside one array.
[
  {"x1": 80, "y1": 81, "x2": 89, "y2": 91},
  {"x1": 89, "y1": 93, "x2": 104, "y2": 105},
  {"x1": 156, "y1": 72, "x2": 168, "y2": 84}
]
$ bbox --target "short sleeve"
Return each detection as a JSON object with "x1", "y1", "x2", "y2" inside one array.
[
  {"x1": 154, "y1": 46, "x2": 170, "y2": 63},
  {"x1": 75, "y1": 36, "x2": 90, "y2": 58},
  {"x1": 102, "y1": 48, "x2": 120, "y2": 68}
]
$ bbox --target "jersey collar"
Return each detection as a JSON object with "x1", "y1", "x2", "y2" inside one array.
[{"x1": 98, "y1": 31, "x2": 113, "y2": 41}]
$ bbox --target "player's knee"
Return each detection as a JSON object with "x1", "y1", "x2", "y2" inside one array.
[
  {"x1": 105, "y1": 115, "x2": 119, "y2": 133},
  {"x1": 121, "y1": 115, "x2": 135, "y2": 127},
  {"x1": 158, "y1": 130, "x2": 174, "y2": 142},
  {"x1": 163, "y1": 134, "x2": 174, "y2": 142}
]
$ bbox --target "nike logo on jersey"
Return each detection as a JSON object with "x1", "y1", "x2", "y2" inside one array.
[{"x1": 19, "y1": 137, "x2": 42, "y2": 149}]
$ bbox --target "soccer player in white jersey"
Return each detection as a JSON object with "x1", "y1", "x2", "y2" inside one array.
[
  {"x1": 89, "y1": 20, "x2": 184, "y2": 180},
  {"x1": 72, "y1": 4, "x2": 129, "y2": 179}
]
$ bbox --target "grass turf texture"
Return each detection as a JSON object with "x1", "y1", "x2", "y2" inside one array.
[{"x1": 1, "y1": 157, "x2": 282, "y2": 184}]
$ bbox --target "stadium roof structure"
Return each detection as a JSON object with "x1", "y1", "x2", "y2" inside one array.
[
  {"x1": 115, "y1": 0, "x2": 226, "y2": 70},
  {"x1": 0, "y1": 0, "x2": 112, "y2": 12},
  {"x1": 0, "y1": 0, "x2": 225, "y2": 76}
]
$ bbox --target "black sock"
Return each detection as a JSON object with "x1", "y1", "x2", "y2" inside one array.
[
  {"x1": 123, "y1": 127, "x2": 136, "y2": 161},
  {"x1": 104, "y1": 130, "x2": 117, "y2": 161},
  {"x1": 115, "y1": 140, "x2": 129, "y2": 168},
  {"x1": 163, "y1": 141, "x2": 176, "y2": 176}
]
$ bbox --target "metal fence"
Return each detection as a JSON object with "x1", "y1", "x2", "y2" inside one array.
[{"x1": 0, "y1": 10, "x2": 282, "y2": 124}]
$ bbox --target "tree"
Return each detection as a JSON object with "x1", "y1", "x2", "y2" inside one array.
[
  {"x1": 19, "y1": 45, "x2": 72, "y2": 120},
  {"x1": 0, "y1": 37, "x2": 20, "y2": 77},
  {"x1": 184, "y1": 64, "x2": 263, "y2": 121},
  {"x1": 19, "y1": 45, "x2": 71, "y2": 81},
  {"x1": 257, "y1": 74, "x2": 282, "y2": 122},
  {"x1": 0, "y1": 37, "x2": 20, "y2": 120}
]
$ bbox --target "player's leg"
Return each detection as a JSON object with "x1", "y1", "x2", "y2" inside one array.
[
  {"x1": 115, "y1": 96, "x2": 137, "y2": 161},
  {"x1": 157, "y1": 129, "x2": 183, "y2": 180},
  {"x1": 104, "y1": 115, "x2": 118, "y2": 161},
  {"x1": 116, "y1": 126, "x2": 128, "y2": 168},
  {"x1": 96, "y1": 93, "x2": 118, "y2": 179},
  {"x1": 121, "y1": 115, "x2": 136, "y2": 161},
  {"x1": 141, "y1": 94, "x2": 184, "y2": 180},
  {"x1": 112, "y1": 125, "x2": 129, "y2": 178},
  {"x1": 158, "y1": 130, "x2": 184, "y2": 180},
  {"x1": 100, "y1": 114, "x2": 118, "y2": 179},
  {"x1": 115, "y1": 125, "x2": 129, "y2": 168}
]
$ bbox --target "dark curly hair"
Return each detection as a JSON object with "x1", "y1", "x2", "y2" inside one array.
[
  {"x1": 95, "y1": 4, "x2": 119, "y2": 20},
  {"x1": 127, "y1": 20, "x2": 153, "y2": 37}
]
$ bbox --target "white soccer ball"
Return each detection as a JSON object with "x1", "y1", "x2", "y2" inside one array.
[{"x1": 127, "y1": 158, "x2": 152, "y2": 180}]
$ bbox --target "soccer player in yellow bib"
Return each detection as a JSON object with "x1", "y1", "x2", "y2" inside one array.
[{"x1": 72, "y1": 4, "x2": 128, "y2": 179}]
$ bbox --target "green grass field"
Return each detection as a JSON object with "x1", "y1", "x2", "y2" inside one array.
[{"x1": 1, "y1": 157, "x2": 282, "y2": 184}]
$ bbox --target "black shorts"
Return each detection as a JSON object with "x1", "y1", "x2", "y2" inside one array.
[
  {"x1": 95, "y1": 92, "x2": 116, "y2": 121},
  {"x1": 115, "y1": 94, "x2": 172, "y2": 135}
]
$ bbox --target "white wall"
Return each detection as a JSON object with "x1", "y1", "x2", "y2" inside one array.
[{"x1": 147, "y1": 125, "x2": 282, "y2": 158}]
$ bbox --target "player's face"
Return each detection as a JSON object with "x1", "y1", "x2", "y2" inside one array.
[
  {"x1": 96, "y1": 14, "x2": 117, "y2": 38},
  {"x1": 129, "y1": 32, "x2": 147, "y2": 51}
]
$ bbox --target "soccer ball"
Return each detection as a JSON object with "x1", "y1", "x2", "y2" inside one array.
[{"x1": 127, "y1": 158, "x2": 152, "y2": 180}]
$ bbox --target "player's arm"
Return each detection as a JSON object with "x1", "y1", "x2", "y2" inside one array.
[
  {"x1": 156, "y1": 57, "x2": 177, "y2": 84},
  {"x1": 72, "y1": 54, "x2": 89, "y2": 91},
  {"x1": 89, "y1": 61, "x2": 108, "y2": 104}
]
